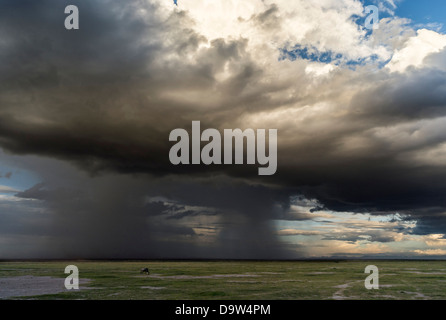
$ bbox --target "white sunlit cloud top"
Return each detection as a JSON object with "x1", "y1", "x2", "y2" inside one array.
[{"x1": 162, "y1": 0, "x2": 446, "y2": 72}]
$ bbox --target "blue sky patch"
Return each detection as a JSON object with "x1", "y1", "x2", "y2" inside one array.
[
  {"x1": 279, "y1": 45, "x2": 384, "y2": 69},
  {"x1": 395, "y1": 0, "x2": 446, "y2": 32}
]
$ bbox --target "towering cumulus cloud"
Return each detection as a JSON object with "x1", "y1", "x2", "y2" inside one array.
[{"x1": 1, "y1": 0, "x2": 446, "y2": 259}]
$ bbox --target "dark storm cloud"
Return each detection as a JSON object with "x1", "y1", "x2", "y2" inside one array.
[
  {"x1": 11, "y1": 172, "x2": 292, "y2": 259},
  {"x1": 0, "y1": 198, "x2": 52, "y2": 238},
  {"x1": 144, "y1": 200, "x2": 219, "y2": 220},
  {"x1": 1, "y1": 0, "x2": 446, "y2": 258},
  {"x1": 0, "y1": 0, "x2": 296, "y2": 180},
  {"x1": 402, "y1": 207, "x2": 446, "y2": 236},
  {"x1": 349, "y1": 69, "x2": 446, "y2": 124},
  {"x1": 270, "y1": 65, "x2": 446, "y2": 229},
  {"x1": 15, "y1": 182, "x2": 48, "y2": 200},
  {"x1": 9, "y1": 170, "x2": 203, "y2": 259},
  {"x1": 0, "y1": 0, "x2": 265, "y2": 176},
  {"x1": 0, "y1": 171, "x2": 12, "y2": 178},
  {"x1": 0, "y1": 0, "x2": 172, "y2": 173}
]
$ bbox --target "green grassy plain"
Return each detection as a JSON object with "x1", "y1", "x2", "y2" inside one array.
[{"x1": 1, "y1": 260, "x2": 445, "y2": 300}]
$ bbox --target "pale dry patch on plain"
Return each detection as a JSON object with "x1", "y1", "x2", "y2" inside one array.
[{"x1": 0, "y1": 275, "x2": 91, "y2": 299}]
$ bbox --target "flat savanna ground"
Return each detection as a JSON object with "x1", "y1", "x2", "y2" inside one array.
[{"x1": 0, "y1": 260, "x2": 445, "y2": 300}]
